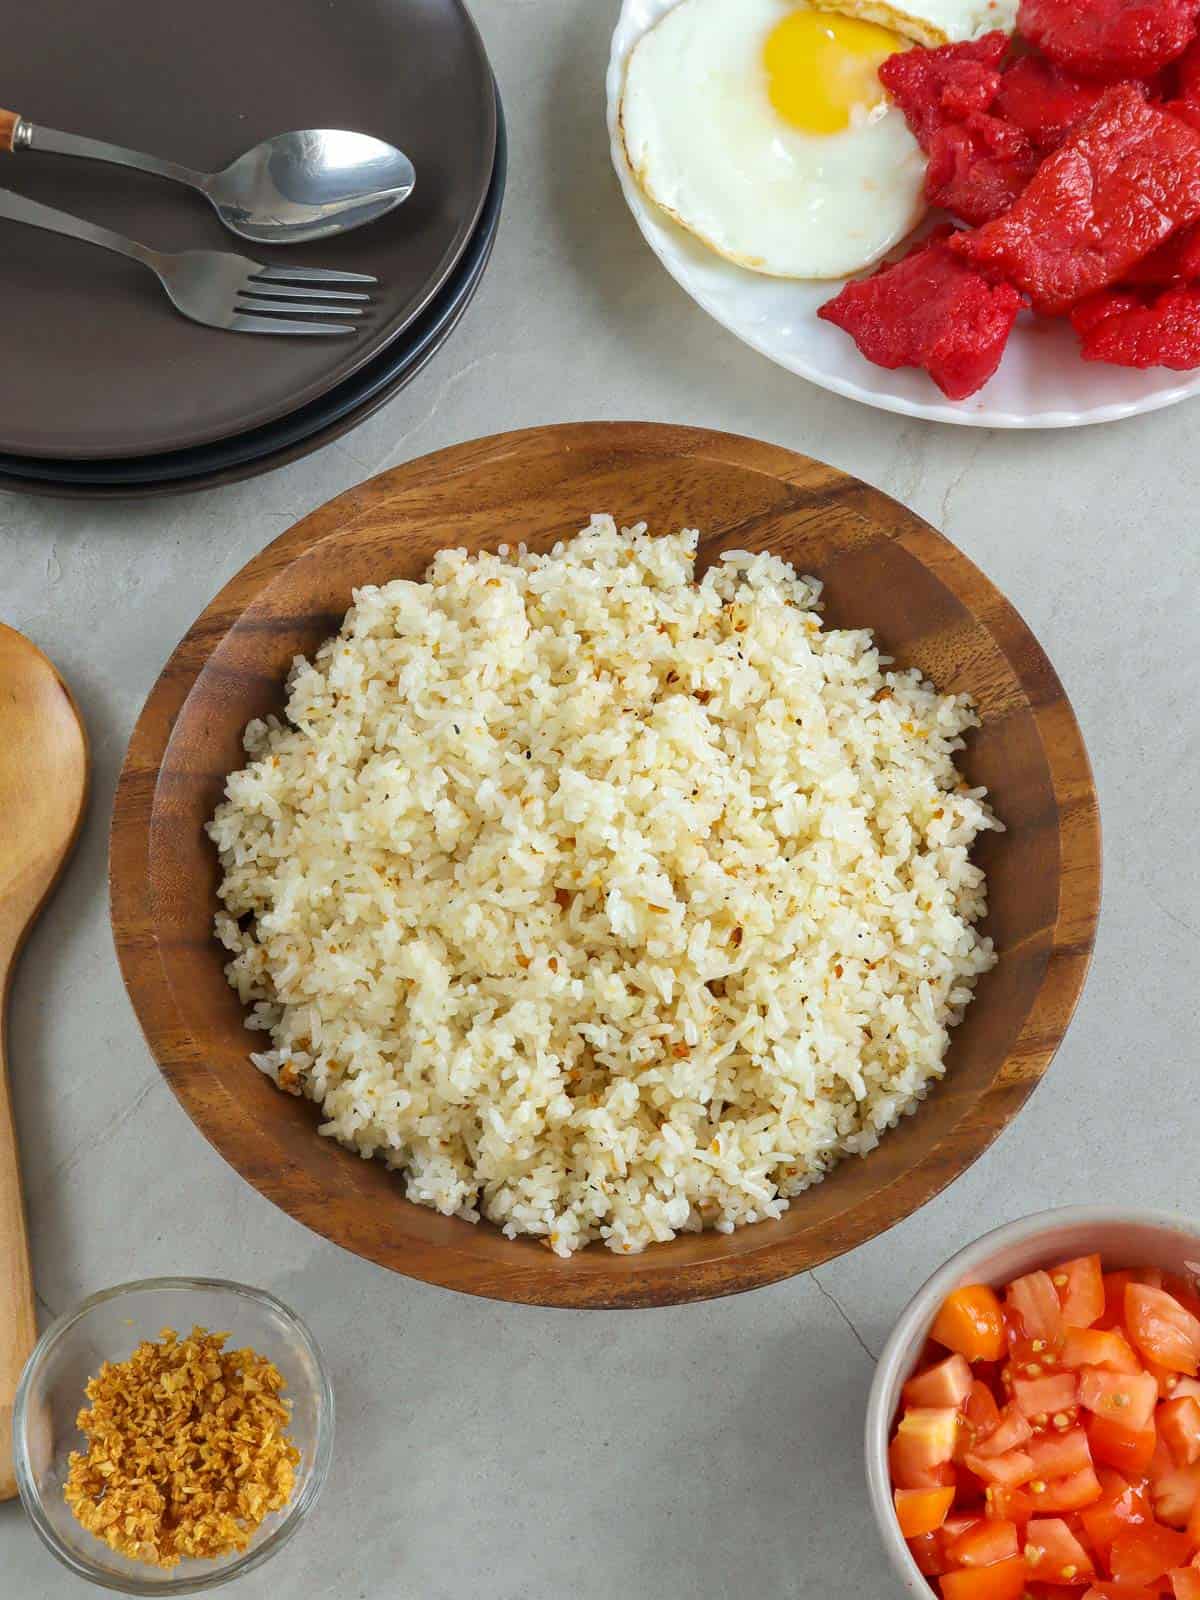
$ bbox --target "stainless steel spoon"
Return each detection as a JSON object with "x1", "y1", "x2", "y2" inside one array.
[{"x1": 0, "y1": 109, "x2": 415, "y2": 244}]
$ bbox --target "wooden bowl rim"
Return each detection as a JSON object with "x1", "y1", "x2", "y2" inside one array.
[{"x1": 109, "y1": 422, "x2": 1102, "y2": 1308}]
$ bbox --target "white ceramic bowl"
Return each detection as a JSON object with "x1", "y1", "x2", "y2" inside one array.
[
  {"x1": 865, "y1": 1207, "x2": 1200, "y2": 1597},
  {"x1": 606, "y1": 0, "x2": 1200, "y2": 428}
]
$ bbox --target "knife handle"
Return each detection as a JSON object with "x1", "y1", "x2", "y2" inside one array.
[{"x1": 0, "y1": 112, "x2": 22, "y2": 153}]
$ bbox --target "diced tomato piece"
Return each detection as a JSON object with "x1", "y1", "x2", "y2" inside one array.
[
  {"x1": 909, "y1": 1530, "x2": 950, "y2": 1575},
  {"x1": 950, "y1": 87, "x2": 1200, "y2": 315},
  {"x1": 1164, "y1": 1277, "x2": 1200, "y2": 1327},
  {"x1": 947, "y1": 1517, "x2": 1021, "y2": 1567},
  {"x1": 907, "y1": 1354, "x2": 976, "y2": 1411},
  {"x1": 966, "y1": 1447, "x2": 1038, "y2": 1487},
  {"x1": 1189, "y1": 1491, "x2": 1200, "y2": 1545},
  {"x1": 1033, "y1": 1465, "x2": 1104, "y2": 1513},
  {"x1": 896, "y1": 1485, "x2": 957, "y2": 1536},
  {"x1": 1010, "y1": 1272, "x2": 1069, "y2": 1345},
  {"x1": 986, "y1": 1483, "x2": 1040, "y2": 1525},
  {"x1": 1030, "y1": 1428, "x2": 1095, "y2": 1480},
  {"x1": 1080, "y1": 1368, "x2": 1159, "y2": 1432},
  {"x1": 1127, "y1": 1287, "x2": 1200, "y2": 1377},
  {"x1": 1018, "y1": 0, "x2": 1200, "y2": 81},
  {"x1": 1052, "y1": 1257, "x2": 1108, "y2": 1330},
  {"x1": 1172, "y1": 1381, "x2": 1200, "y2": 1404},
  {"x1": 992, "y1": 53, "x2": 1108, "y2": 149},
  {"x1": 1152, "y1": 1464, "x2": 1200, "y2": 1528},
  {"x1": 818, "y1": 230, "x2": 1022, "y2": 402},
  {"x1": 1111, "y1": 1525, "x2": 1195, "y2": 1588},
  {"x1": 1063, "y1": 1329, "x2": 1144, "y2": 1375},
  {"x1": 878, "y1": 32, "x2": 1010, "y2": 146},
  {"x1": 1025, "y1": 1516, "x2": 1095, "y2": 1584},
  {"x1": 1170, "y1": 1570, "x2": 1200, "y2": 1600},
  {"x1": 1082, "y1": 1586, "x2": 1161, "y2": 1600},
  {"x1": 1088, "y1": 1415, "x2": 1160, "y2": 1476},
  {"x1": 975, "y1": 1403, "x2": 1036, "y2": 1459},
  {"x1": 942, "y1": 1553, "x2": 1029, "y2": 1599},
  {"x1": 1161, "y1": 1400, "x2": 1200, "y2": 1467},
  {"x1": 898, "y1": 1406, "x2": 961, "y2": 1461},
  {"x1": 1081, "y1": 1471, "x2": 1154, "y2": 1560},
  {"x1": 1015, "y1": 1372, "x2": 1081, "y2": 1419},
  {"x1": 891, "y1": 1434, "x2": 958, "y2": 1489},
  {"x1": 1099, "y1": 1272, "x2": 1163, "y2": 1334},
  {"x1": 965, "y1": 1380, "x2": 1005, "y2": 1439}
]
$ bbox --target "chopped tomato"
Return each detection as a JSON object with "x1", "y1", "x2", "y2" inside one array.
[
  {"x1": 896, "y1": 1485, "x2": 957, "y2": 1537},
  {"x1": 1015, "y1": 1371, "x2": 1080, "y2": 1419},
  {"x1": 1110, "y1": 1526, "x2": 1195, "y2": 1588},
  {"x1": 1031, "y1": 1465, "x2": 1104, "y2": 1512},
  {"x1": 1173, "y1": 1381, "x2": 1200, "y2": 1405},
  {"x1": 907, "y1": 1353, "x2": 976, "y2": 1410},
  {"x1": 1152, "y1": 1465, "x2": 1200, "y2": 1529},
  {"x1": 1127, "y1": 1287, "x2": 1200, "y2": 1379},
  {"x1": 1152, "y1": 1435, "x2": 1183, "y2": 1486},
  {"x1": 965, "y1": 1447, "x2": 1038, "y2": 1487},
  {"x1": 1188, "y1": 1491, "x2": 1200, "y2": 1544},
  {"x1": 964, "y1": 1380, "x2": 1004, "y2": 1444},
  {"x1": 909, "y1": 1530, "x2": 951, "y2": 1576},
  {"x1": 1081, "y1": 1476, "x2": 1153, "y2": 1561},
  {"x1": 941, "y1": 1553, "x2": 1029, "y2": 1599},
  {"x1": 1010, "y1": 1272, "x2": 1068, "y2": 1346},
  {"x1": 935, "y1": 1286, "x2": 1009, "y2": 1363},
  {"x1": 974, "y1": 1404, "x2": 1035, "y2": 1459},
  {"x1": 1165, "y1": 1278, "x2": 1200, "y2": 1326},
  {"x1": 1098, "y1": 1272, "x2": 1164, "y2": 1333},
  {"x1": 1024, "y1": 1516, "x2": 1095, "y2": 1584},
  {"x1": 898, "y1": 1406, "x2": 960, "y2": 1463},
  {"x1": 1081, "y1": 1369, "x2": 1160, "y2": 1432},
  {"x1": 1150, "y1": 1361, "x2": 1190, "y2": 1401},
  {"x1": 1082, "y1": 1586, "x2": 1161, "y2": 1600},
  {"x1": 1063, "y1": 1329, "x2": 1145, "y2": 1375},
  {"x1": 1170, "y1": 1571, "x2": 1200, "y2": 1600},
  {"x1": 1030, "y1": 1427, "x2": 1094, "y2": 1480},
  {"x1": 1161, "y1": 1399, "x2": 1200, "y2": 1467},
  {"x1": 946, "y1": 1517, "x2": 1021, "y2": 1567},
  {"x1": 1087, "y1": 1414, "x2": 1160, "y2": 1476},
  {"x1": 891, "y1": 1434, "x2": 958, "y2": 1489},
  {"x1": 1054, "y1": 1257, "x2": 1107, "y2": 1330}
]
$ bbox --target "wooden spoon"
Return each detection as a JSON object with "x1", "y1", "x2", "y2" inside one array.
[{"x1": 0, "y1": 625, "x2": 88, "y2": 1499}]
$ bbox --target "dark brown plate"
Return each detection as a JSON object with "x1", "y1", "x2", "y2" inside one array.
[
  {"x1": 110, "y1": 424, "x2": 1102, "y2": 1309},
  {"x1": 1, "y1": 0, "x2": 495, "y2": 459}
]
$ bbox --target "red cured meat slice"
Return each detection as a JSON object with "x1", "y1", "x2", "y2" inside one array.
[
  {"x1": 949, "y1": 84, "x2": 1200, "y2": 312},
  {"x1": 818, "y1": 228, "x2": 1022, "y2": 399},
  {"x1": 1019, "y1": 0, "x2": 1200, "y2": 81},
  {"x1": 878, "y1": 33, "x2": 1009, "y2": 146}
]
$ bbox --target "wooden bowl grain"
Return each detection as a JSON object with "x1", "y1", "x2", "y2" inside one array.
[{"x1": 110, "y1": 423, "x2": 1101, "y2": 1309}]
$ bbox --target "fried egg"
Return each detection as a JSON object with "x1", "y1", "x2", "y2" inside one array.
[
  {"x1": 620, "y1": 0, "x2": 929, "y2": 280},
  {"x1": 813, "y1": 0, "x2": 1017, "y2": 47}
]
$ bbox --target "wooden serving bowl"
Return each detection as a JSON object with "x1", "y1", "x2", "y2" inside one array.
[{"x1": 111, "y1": 423, "x2": 1101, "y2": 1309}]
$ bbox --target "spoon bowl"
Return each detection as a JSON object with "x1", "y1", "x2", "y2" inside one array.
[
  {"x1": 0, "y1": 624, "x2": 88, "y2": 1498},
  {"x1": 3, "y1": 115, "x2": 416, "y2": 245},
  {"x1": 203, "y1": 130, "x2": 416, "y2": 244}
]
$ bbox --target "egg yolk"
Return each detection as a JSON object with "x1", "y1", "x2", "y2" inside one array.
[{"x1": 764, "y1": 9, "x2": 906, "y2": 135}]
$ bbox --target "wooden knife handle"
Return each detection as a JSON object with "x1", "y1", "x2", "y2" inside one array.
[
  {"x1": 0, "y1": 111, "x2": 23, "y2": 153},
  {"x1": 0, "y1": 964, "x2": 36, "y2": 1502}
]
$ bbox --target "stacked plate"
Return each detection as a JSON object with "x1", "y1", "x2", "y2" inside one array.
[{"x1": 0, "y1": 0, "x2": 504, "y2": 496}]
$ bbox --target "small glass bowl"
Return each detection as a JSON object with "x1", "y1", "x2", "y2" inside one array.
[{"x1": 12, "y1": 1277, "x2": 334, "y2": 1595}]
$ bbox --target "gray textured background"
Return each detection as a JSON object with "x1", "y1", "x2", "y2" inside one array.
[{"x1": 2, "y1": 2, "x2": 1197, "y2": 1595}]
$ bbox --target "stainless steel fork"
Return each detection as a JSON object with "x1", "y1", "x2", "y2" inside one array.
[{"x1": 0, "y1": 186, "x2": 375, "y2": 335}]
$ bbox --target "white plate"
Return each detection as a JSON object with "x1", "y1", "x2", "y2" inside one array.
[{"x1": 606, "y1": 0, "x2": 1200, "y2": 428}]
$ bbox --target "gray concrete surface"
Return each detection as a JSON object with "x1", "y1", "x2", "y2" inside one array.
[{"x1": 2, "y1": 1, "x2": 1198, "y2": 1595}]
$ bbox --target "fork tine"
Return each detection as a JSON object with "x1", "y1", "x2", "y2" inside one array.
[
  {"x1": 228, "y1": 312, "x2": 356, "y2": 336},
  {"x1": 237, "y1": 295, "x2": 365, "y2": 318},
  {"x1": 250, "y1": 265, "x2": 378, "y2": 285},
  {"x1": 241, "y1": 281, "x2": 370, "y2": 302}
]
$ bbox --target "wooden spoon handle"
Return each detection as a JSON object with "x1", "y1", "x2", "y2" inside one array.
[
  {"x1": 0, "y1": 972, "x2": 36, "y2": 1501},
  {"x1": 0, "y1": 111, "x2": 23, "y2": 153}
]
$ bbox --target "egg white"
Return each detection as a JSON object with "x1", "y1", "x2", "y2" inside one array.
[
  {"x1": 620, "y1": 0, "x2": 929, "y2": 280},
  {"x1": 814, "y1": 0, "x2": 1017, "y2": 48}
]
